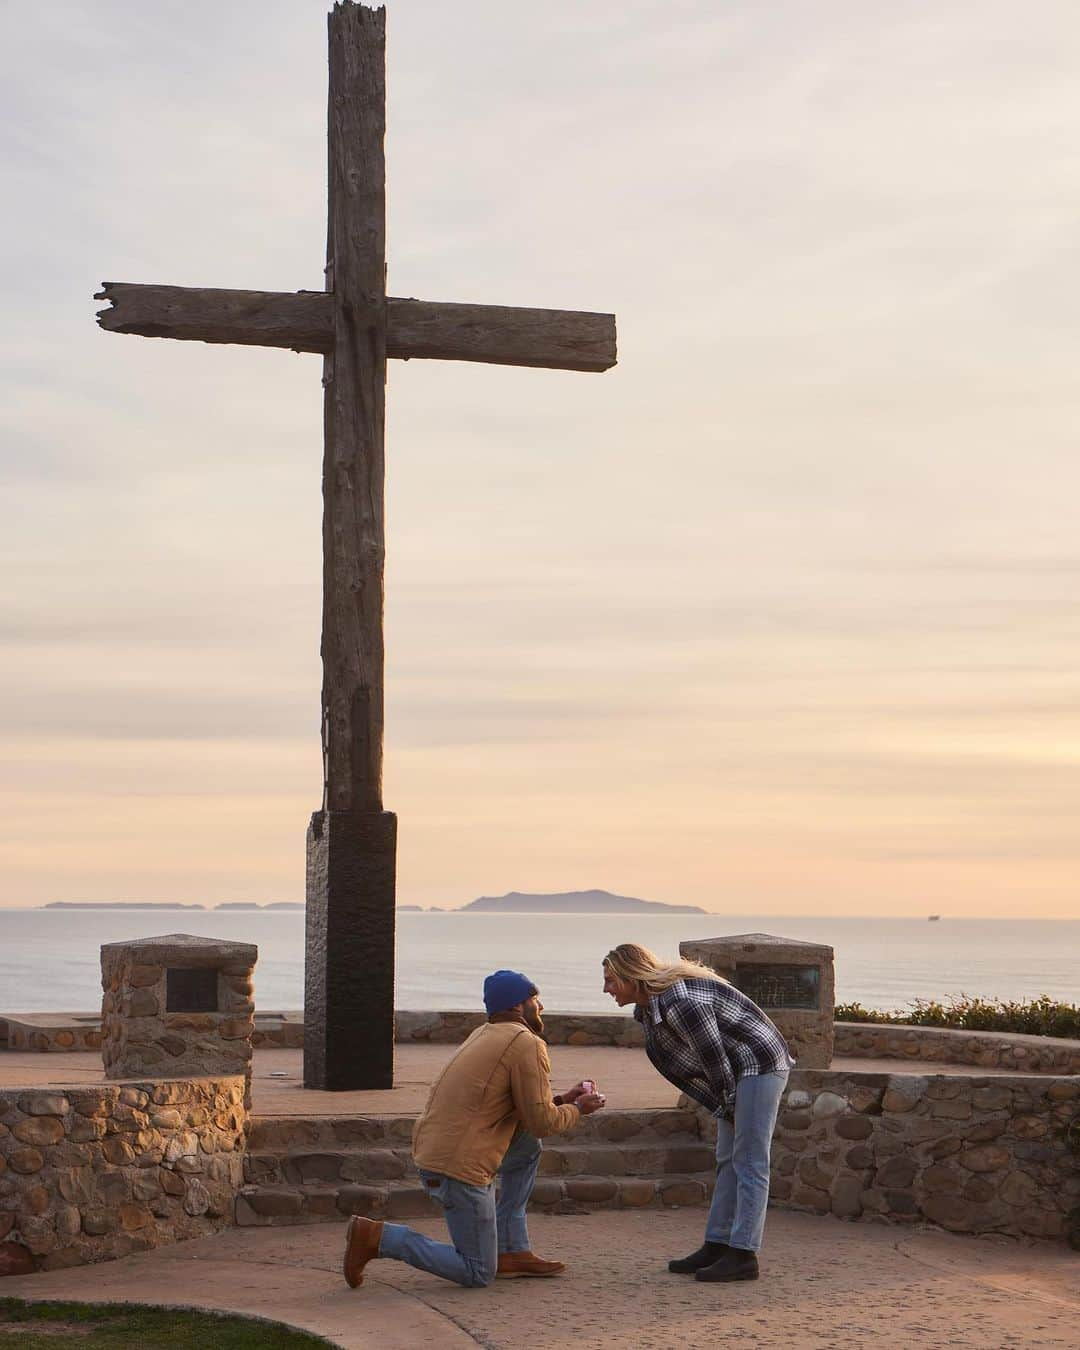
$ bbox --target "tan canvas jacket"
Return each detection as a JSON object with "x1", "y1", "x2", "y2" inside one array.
[{"x1": 411, "y1": 1020, "x2": 580, "y2": 1185}]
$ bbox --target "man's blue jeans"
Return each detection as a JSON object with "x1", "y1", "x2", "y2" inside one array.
[
  {"x1": 378, "y1": 1129, "x2": 541, "y2": 1287},
  {"x1": 705, "y1": 1070, "x2": 788, "y2": 1252}
]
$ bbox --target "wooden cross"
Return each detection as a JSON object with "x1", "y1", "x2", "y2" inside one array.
[{"x1": 94, "y1": 2, "x2": 616, "y2": 1091}]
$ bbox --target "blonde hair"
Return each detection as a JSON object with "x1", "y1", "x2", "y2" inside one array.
[{"x1": 603, "y1": 942, "x2": 726, "y2": 1000}]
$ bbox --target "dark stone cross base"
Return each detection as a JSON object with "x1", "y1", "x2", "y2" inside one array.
[{"x1": 304, "y1": 808, "x2": 397, "y2": 1090}]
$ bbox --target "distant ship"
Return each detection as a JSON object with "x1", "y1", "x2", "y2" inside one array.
[{"x1": 927, "y1": 914, "x2": 941, "y2": 922}]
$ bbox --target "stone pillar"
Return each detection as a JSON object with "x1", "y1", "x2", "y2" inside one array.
[
  {"x1": 100, "y1": 934, "x2": 257, "y2": 1080},
  {"x1": 679, "y1": 932, "x2": 835, "y2": 1068}
]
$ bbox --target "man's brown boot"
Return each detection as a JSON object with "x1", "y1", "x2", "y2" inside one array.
[
  {"x1": 343, "y1": 1215, "x2": 384, "y2": 1288},
  {"x1": 496, "y1": 1251, "x2": 565, "y2": 1278}
]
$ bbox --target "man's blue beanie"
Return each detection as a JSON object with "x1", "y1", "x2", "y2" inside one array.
[{"x1": 483, "y1": 969, "x2": 537, "y2": 1015}]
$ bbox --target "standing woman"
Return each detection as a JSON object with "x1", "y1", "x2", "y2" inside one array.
[{"x1": 603, "y1": 943, "x2": 793, "y2": 1283}]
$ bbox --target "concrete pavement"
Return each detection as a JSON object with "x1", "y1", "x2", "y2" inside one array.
[
  {"x1": 2, "y1": 1209, "x2": 1077, "y2": 1348},
  {"x1": 0, "y1": 1044, "x2": 1021, "y2": 1117}
]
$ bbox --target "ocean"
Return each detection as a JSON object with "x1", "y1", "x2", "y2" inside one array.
[{"x1": 0, "y1": 910, "x2": 1076, "y2": 1016}]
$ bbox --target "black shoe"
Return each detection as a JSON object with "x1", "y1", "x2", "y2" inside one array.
[
  {"x1": 668, "y1": 1241, "x2": 729, "y2": 1274},
  {"x1": 695, "y1": 1248, "x2": 759, "y2": 1282}
]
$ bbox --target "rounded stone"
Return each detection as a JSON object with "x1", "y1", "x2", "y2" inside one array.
[
  {"x1": 159, "y1": 1169, "x2": 186, "y2": 1197},
  {"x1": 921, "y1": 1194, "x2": 974, "y2": 1230},
  {"x1": 69, "y1": 1091, "x2": 111, "y2": 1119},
  {"x1": 0, "y1": 1241, "x2": 35, "y2": 1277},
  {"x1": 834, "y1": 1115, "x2": 873, "y2": 1141},
  {"x1": 56, "y1": 1170, "x2": 95, "y2": 1207},
  {"x1": 18, "y1": 1094, "x2": 70, "y2": 1118},
  {"x1": 127, "y1": 964, "x2": 164, "y2": 988},
  {"x1": 963, "y1": 1176, "x2": 995, "y2": 1203},
  {"x1": 8, "y1": 1148, "x2": 45, "y2": 1175},
  {"x1": 957, "y1": 1144, "x2": 1010, "y2": 1173},
  {"x1": 118, "y1": 1203, "x2": 152, "y2": 1231},
  {"x1": 96, "y1": 1172, "x2": 129, "y2": 1207},
  {"x1": 23, "y1": 1184, "x2": 51, "y2": 1216},
  {"x1": 811, "y1": 1092, "x2": 848, "y2": 1119},
  {"x1": 102, "y1": 1137, "x2": 136, "y2": 1166},
  {"x1": 18, "y1": 1215, "x2": 59, "y2": 1256},
  {"x1": 831, "y1": 1174, "x2": 863, "y2": 1219},
  {"x1": 844, "y1": 1143, "x2": 873, "y2": 1170},
  {"x1": 798, "y1": 1159, "x2": 833, "y2": 1191},
  {"x1": 790, "y1": 1182, "x2": 830, "y2": 1213},
  {"x1": 127, "y1": 989, "x2": 159, "y2": 1018},
  {"x1": 182, "y1": 1178, "x2": 211, "y2": 1217},
  {"x1": 875, "y1": 1156, "x2": 917, "y2": 1189},
  {"x1": 81, "y1": 1210, "x2": 118, "y2": 1236},
  {"x1": 12, "y1": 1116, "x2": 65, "y2": 1147},
  {"x1": 131, "y1": 1172, "x2": 163, "y2": 1202},
  {"x1": 922, "y1": 1165, "x2": 962, "y2": 1195},
  {"x1": 69, "y1": 1117, "x2": 107, "y2": 1144},
  {"x1": 998, "y1": 1170, "x2": 1039, "y2": 1207}
]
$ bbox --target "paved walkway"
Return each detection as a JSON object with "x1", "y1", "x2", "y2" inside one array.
[
  {"x1": 0, "y1": 1045, "x2": 1022, "y2": 1116},
  {"x1": 3, "y1": 1209, "x2": 1077, "y2": 1348}
]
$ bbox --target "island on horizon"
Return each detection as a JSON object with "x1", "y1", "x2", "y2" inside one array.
[
  {"x1": 459, "y1": 888, "x2": 706, "y2": 915},
  {"x1": 40, "y1": 901, "x2": 305, "y2": 911},
  {"x1": 43, "y1": 902, "x2": 207, "y2": 910}
]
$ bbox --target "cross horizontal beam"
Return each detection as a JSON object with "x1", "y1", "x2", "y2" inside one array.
[{"x1": 94, "y1": 282, "x2": 617, "y2": 373}]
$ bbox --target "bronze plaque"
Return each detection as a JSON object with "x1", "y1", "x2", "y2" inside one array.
[
  {"x1": 166, "y1": 967, "x2": 218, "y2": 1013},
  {"x1": 734, "y1": 963, "x2": 819, "y2": 1010}
]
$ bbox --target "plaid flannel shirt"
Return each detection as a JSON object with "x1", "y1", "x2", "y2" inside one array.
[{"x1": 635, "y1": 978, "x2": 793, "y2": 1115}]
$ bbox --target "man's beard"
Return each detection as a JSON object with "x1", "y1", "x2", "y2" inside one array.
[{"x1": 523, "y1": 1005, "x2": 544, "y2": 1035}]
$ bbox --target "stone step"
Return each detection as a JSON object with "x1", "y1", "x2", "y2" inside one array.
[
  {"x1": 243, "y1": 1137, "x2": 714, "y2": 1187},
  {"x1": 235, "y1": 1172, "x2": 716, "y2": 1228},
  {"x1": 245, "y1": 1107, "x2": 701, "y2": 1152}
]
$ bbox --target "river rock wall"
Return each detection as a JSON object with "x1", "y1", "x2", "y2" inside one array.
[
  {"x1": 721, "y1": 1070, "x2": 1078, "y2": 1243},
  {"x1": 0, "y1": 1076, "x2": 246, "y2": 1271},
  {"x1": 835, "y1": 1023, "x2": 1080, "y2": 1074}
]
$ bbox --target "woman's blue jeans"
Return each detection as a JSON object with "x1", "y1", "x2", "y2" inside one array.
[
  {"x1": 705, "y1": 1070, "x2": 788, "y2": 1252},
  {"x1": 378, "y1": 1129, "x2": 541, "y2": 1287}
]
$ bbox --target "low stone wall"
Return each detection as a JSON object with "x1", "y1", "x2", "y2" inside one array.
[
  {"x1": 836, "y1": 1023, "x2": 1080, "y2": 1075},
  {"x1": 250, "y1": 1015, "x2": 305, "y2": 1051},
  {"x1": 0, "y1": 1018, "x2": 102, "y2": 1054},
  {"x1": 394, "y1": 1010, "x2": 644, "y2": 1047},
  {"x1": 9, "y1": 1011, "x2": 1080, "y2": 1077},
  {"x1": 0, "y1": 1076, "x2": 247, "y2": 1271},
  {"x1": 704, "y1": 1069, "x2": 1078, "y2": 1243}
]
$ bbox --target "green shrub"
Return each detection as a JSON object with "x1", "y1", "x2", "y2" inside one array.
[{"x1": 834, "y1": 994, "x2": 1080, "y2": 1039}]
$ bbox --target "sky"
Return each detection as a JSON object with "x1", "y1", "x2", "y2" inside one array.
[{"x1": 3, "y1": 1, "x2": 1080, "y2": 918}]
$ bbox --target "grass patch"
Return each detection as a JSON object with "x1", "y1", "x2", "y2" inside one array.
[
  {"x1": 0, "y1": 1299, "x2": 332, "y2": 1349},
  {"x1": 834, "y1": 994, "x2": 1080, "y2": 1039}
]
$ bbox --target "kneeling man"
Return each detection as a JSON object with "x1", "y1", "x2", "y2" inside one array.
[{"x1": 343, "y1": 969, "x2": 605, "y2": 1289}]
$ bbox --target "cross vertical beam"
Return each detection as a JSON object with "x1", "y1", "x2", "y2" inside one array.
[
  {"x1": 304, "y1": 2, "x2": 395, "y2": 1090},
  {"x1": 92, "y1": 0, "x2": 616, "y2": 1095}
]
